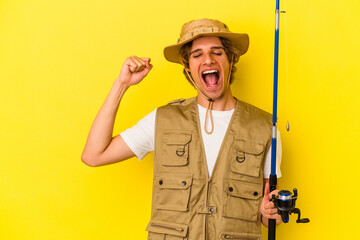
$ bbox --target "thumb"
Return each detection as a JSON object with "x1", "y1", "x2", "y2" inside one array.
[
  {"x1": 143, "y1": 58, "x2": 153, "y2": 70},
  {"x1": 264, "y1": 182, "x2": 270, "y2": 201}
]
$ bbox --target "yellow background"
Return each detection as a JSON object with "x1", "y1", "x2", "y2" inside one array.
[{"x1": 1, "y1": 0, "x2": 359, "y2": 239}]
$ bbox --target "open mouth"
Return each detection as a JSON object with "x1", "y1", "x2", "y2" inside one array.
[{"x1": 202, "y1": 70, "x2": 220, "y2": 87}]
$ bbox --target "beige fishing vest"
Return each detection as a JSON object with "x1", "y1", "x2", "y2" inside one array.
[{"x1": 146, "y1": 97, "x2": 272, "y2": 240}]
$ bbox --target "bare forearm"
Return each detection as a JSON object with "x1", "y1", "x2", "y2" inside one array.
[{"x1": 82, "y1": 80, "x2": 128, "y2": 164}]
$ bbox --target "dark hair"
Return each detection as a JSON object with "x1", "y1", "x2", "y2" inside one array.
[{"x1": 179, "y1": 37, "x2": 241, "y2": 85}]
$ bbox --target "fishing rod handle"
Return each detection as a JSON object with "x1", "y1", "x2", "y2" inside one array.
[{"x1": 268, "y1": 219, "x2": 276, "y2": 240}]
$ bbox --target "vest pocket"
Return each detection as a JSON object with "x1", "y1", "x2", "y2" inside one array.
[
  {"x1": 223, "y1": 179, "x2": 262, "y2": 221},
  {"x1": 146, "y1": 220, "x2": 189, "y2": 240},
  {"x1": 161, "y1": 131, "x2": 192, "y2": 166},
  {"x1": 155, "y1": 172, "x2": 193, "y2": 212},
  {"x1": 231, "y1": 138, "x2": 265, "y2": 177}
]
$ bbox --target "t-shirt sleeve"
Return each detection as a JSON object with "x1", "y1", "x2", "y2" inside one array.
[
  {"x1": 263, "y1": 130, "x2": 282, "y2": 178},
  {"x1": 120, "y1": 109, "x2": 156, "y2": 160}
]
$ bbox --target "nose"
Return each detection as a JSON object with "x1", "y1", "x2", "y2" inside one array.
[{"x1": 203, "y1": 52, "x2": 215, "y2": 65}]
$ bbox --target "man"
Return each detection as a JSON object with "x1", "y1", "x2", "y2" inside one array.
[{"x1": 82, "y1": 19, "x2": 282, "y2": 240}]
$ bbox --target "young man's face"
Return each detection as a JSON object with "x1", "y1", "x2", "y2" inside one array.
[{"x1": 188, "y1": 36, "x2": 231, "y2": 101}]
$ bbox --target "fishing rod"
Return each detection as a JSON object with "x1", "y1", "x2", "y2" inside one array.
[{"x1": 268, "y1": 1, "x2": 309, "y2": 240}]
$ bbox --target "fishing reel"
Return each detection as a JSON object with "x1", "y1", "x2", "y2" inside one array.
[{"x1": 271, "y1": 188, "x2": 310, "y2": 224}]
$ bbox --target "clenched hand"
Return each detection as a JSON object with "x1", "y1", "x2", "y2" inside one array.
[{"x1": 117, "y1": 56, "x2": 153, "y2": 87}]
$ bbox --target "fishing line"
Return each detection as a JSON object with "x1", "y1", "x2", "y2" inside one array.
[{"x1": 284, "y1": 0, "x2": 290, "y2": 132}]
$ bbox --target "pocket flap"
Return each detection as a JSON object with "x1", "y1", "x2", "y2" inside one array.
[
  {"x1": 234, "y1": 138, "x2": 264, "y2": 155},
  {"x1": 146, "y1": 220, "x2": 188, "y2": 238},
  {"x1": 163, "y1": 133, "x2": 192, "y2": 145},
  {"x1": 224, "y1": 179, "x2": 262, "y2": 200},
  {"x1": 155, "y1": 172, "x2": 193, "y2": 190}
]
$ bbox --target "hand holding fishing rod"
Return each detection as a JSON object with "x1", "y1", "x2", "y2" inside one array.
[{"x1": 261, "y1": 183, "x2": 282, "y2": 226}]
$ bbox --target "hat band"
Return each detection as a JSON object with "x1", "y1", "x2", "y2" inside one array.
[{"x1": 178, "y1": 27, "x2": 230, "y2": 43}]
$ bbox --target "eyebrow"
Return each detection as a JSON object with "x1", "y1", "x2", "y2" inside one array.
[{"x1": 189, "y1": 46, "x2": 225, "y2": 56}]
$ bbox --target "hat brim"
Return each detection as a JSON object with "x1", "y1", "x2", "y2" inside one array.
[{"x1": 163, "y1": 32, "x2": 249, "y2": 64}]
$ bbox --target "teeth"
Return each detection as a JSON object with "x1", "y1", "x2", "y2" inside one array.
[{"x1": 202, "y1": 70, "x2": 218, "y2": 74}]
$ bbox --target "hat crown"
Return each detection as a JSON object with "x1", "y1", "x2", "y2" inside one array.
[
  {"x1": 178, "y1": 19, "x2": 230, "y2": 43},
  {"x1": 164, "y1": 18, "x2": 249, "y2": 64}
]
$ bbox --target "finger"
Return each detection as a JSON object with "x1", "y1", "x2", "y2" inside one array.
[
  {"x1": 268, "y1": 189, "x2": 280, "y2": 199},
  {"x1": 143, "y1": 58, "x2": 152, "y2": 69},
  {"x1": 267, "y1": 214, "x2": 281, "y2": 221},
  {"x1": 141, "y1": 63, "x2": 153, "y2": 77},
  {"x1": 264, "y1": 209, "x2": 280, "y2": 220},
  {"x1": 270, "y1": 212, "x2": 282, "y2": 222},
  {"x1": 138, "y1": 57, "x2": 152, "y2": 74},
  {"x1": 132, "y1": 56, "x2": 146, "y2": 66},
  {"x1": 126, "y1": 57, "x2": 140, "y2": 73},
  {"x1": 265, "y1": 200, "x2": 275, "y2": 209},
  {"x1": 130, "y1": 56, "x2": 146, "y2": 72},
  {"x1": 263, "y1": 182, "x2": 270, "y2": 200},
  {"x1": 122, "y1": 57, "x2": 136, "y2": 74},
  {"x1": 266, "y1": 208, "x2": 279, "y2": 215}
]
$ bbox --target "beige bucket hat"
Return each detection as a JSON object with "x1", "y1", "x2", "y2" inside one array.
[{"x1": 164, "y1": 18, "x2": 249, "y2": 64}]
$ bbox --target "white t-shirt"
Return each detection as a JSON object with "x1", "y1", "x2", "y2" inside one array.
[{"x1": 120, "y1": 105, "x2": 282, "y2": 178}]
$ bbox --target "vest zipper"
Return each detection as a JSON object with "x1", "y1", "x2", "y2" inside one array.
[
  {"x1": 204, "y1": 177, "x2": 212, "y2": 206},
  {"x1": 223, "y1": 235, "x2": 260, "y2": 240},
  {"x1": 224, "y1": 236, "x2": 237, "y2": 239},
  {"x1": 224, "y1": 235, "x2": 242, "y2": 239},
  {"x1": 194, "y1": 100, "x2": 211, "y2": 240},
  {"x1": 150, "y1": 223, "x2": 184, "y2": 233}
]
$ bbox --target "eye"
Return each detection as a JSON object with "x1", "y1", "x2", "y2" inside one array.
[
  {"x1": 192, "y1": 53, "x2": 202, "y2": 58},
  {"x1": 212, "y1": 51, "x2": 223, "y2": 56}
]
